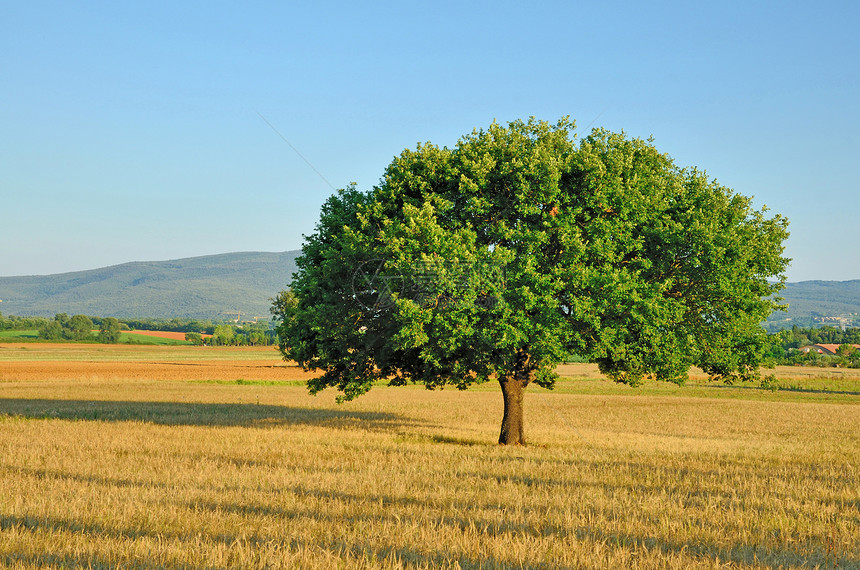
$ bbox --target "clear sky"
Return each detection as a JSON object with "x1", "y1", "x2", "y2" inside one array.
[{"x1": 2, "y1": 1, "x2": 858, "y2": 281}]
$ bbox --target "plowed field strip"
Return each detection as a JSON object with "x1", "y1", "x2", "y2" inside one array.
[
  {"x1": 124, "y1": 330, "x2": 213, "y2": 340},
  {"x1": 0, "y1": 344, "x2": 282, "y2": 362},
  {"x1": 0, "y1": 360, "x2": 316, "y2": 382}
]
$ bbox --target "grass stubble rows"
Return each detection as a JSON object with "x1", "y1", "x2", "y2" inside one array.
[{"x1": 0, "y1": 344, "x2": 857, "y2": 569}]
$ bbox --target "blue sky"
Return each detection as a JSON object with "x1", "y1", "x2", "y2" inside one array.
[{"x1": 2, "y1": 1, "x2": 858, "y2": 281}]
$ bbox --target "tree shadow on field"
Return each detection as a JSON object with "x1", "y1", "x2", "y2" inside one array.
[
  {"x1": 706, "y1": 383, "x2": 860, "y2": 396},
  {"x1": 2, "y1": 551, "x2": 170, "y2": 570},
  {"x1": 0, "y1": 511, "x2": 528, "y2": 570},
  {"x1": 0, "y1": 513, "x2": 264, "y2": 570},
  {"x1": 187, "y1": 485, "x2": 859, "y2": 570},
  {"x1": 0, "y1": 398, "x2": 412, "y2": 429}
]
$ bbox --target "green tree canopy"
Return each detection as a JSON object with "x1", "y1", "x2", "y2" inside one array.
[
  {"x1": 212, "y1": 324, "x2": 235, "y2": 346},
  {"x1": 185, "y1": 332, "x2": 205, "y2": 346},
  {"x1": 836, "y1": 343, "x2": 858, "y2": 358},
  {"x1": 39, "y1": 320, "x2": 63, "y2": 341},
  {"x1": 98, "y1": 317, "x2": 122, "y2": 344},
  {"x1": 274, "y1": 118, "x2": 789, "y2": 444},
  {"x1": 66, "y1": 314, "x2": 94, "y2": 341}
]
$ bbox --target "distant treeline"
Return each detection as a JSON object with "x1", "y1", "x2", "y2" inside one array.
[
  {"x1": 766, "y1": 326, "x2": 860, "y2": 368},
  {"x1": 119, "y1": 317, "x2": 222, "y2": 334},
  {"x1": 0, "y1": 312, "x2": 276, "y2": 346},
  {"x1": 770, "y1": 325, "x2": 860, "y2": 347},
  {"x1": 0, "y1": 313, "x2": 49, "y2": 331},
  {"x1": 3, "y1": 312, "x2": 858, "y2": 366}
]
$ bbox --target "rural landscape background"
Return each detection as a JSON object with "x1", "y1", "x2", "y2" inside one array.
[
  {"x1": 3, "y1": 1, "x2": 859, "y2": 568},
  {"x1": 1, "y1": 250, "x2": 859, "y2": 568},
  {"x1": 0, "y1": 251, "x2": 299, "y2": 320},
  {"x1": 1, "y1": 342, "x2": 858, "y2": 568},
  {"x1": 1, "y1": 250, "x2": 859, "y2": 329}
]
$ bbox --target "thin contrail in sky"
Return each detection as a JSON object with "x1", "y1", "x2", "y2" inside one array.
[
  {"x1": 256, "y1": 111, "x2": 336, "y2": 191},
  {"x1": 583, "y1": 108, "x2": 608, "y2": 132}
]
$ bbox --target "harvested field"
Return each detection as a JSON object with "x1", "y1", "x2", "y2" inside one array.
[
  {"x1": 123, "y1": 330, "x2": 207, "y2": 341},
  {"x1": 0, "y1": 344, "x2": 858, "y2": 569},
  {"x1": 0, "y1": 344, "x2": 310, "y2": 383},
  {"x1": 0, "y1": 359, "x2": 311, "y2": 383}
]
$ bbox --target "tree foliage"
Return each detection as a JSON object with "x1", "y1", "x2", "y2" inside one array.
[
  {"x1": 66, "y1": 314, "x2": 94, "y2": 340},
  {"x1": 274, "y1": 118, "x2": 790, "y2": 444},
  {"x1": 0, "y1": 313, "x2": 51, "y2": 331},
  {"x1": 765, "y1": 325, "x2": 860, "y2": 368},
  {"x1": 185, "y1": 332, "x2": 205, "y2": 346},
  {"x1": 98, "y1": 317, "x2": 122, "y2": 344},
  {"x1": 38, "y1": 320, "x2": 64, "y2": 340},
  {"x1": 38, "y1": 313, "x2": 94, "y2": 341},
  {"x1": 212, "y1": 324, "x2": 236, "y2": 346}
]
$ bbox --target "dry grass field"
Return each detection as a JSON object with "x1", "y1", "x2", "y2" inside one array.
[{"x1": 0, "y1": 343, "x2": 858, "y2": 569}]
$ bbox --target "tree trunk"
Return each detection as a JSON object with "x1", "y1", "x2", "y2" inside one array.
[{"x1": 498, "y1": 373, "x2": 530, "y2": 445}]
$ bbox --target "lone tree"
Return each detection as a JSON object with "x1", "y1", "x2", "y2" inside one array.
[
  {"x1": 66, "y1": 314, "x2": 94, "y2": 341},
  {"x1": 273, "y1": 118, "x2": 789, "y2": 445},
  {"x1": 98, "y1": 317, "x2": 122, "y2": 344}
]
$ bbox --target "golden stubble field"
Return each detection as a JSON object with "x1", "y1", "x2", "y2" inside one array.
[{"x1": 0, "y1": 343, "x2": 858, "y2": 569}]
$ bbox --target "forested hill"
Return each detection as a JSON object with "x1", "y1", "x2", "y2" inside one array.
[
  {"x1": 1, "y1": 251, "x2": 858, "y2": 326},
  {"x1": 765, "y1": 280, "x2": 860, "y2": 330},
  {"x1": 0, "y1": 251, "x2": 299, "y2": 319}
]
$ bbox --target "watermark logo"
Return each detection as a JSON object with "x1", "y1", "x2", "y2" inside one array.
[
  {"x1": 351, "y1": 259, "x2": 407, "y2": 312},
  {"x1": 351, "y1": 259, "x2": 505, "y2": 311}
]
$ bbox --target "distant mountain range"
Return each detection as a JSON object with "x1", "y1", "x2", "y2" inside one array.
[
  {"x1": 0, "y1": 251, "x2": 299, "y2": 319},
  {"x1": 0, "y1": 251, "x2": 858, "y2": 328},
  {"x1": 766, "y1": 280, "x2": 860, "y2": 330}
]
